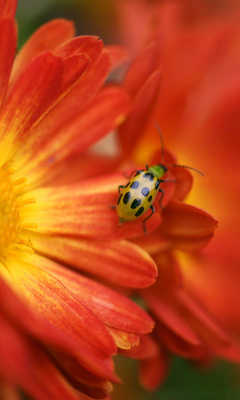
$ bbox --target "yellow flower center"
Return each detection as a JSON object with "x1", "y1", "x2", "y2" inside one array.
[{"x1": 0, "y1": 166, "x2": 37, "y2": 259}]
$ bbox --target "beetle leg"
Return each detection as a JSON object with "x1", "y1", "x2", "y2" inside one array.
[
  {"x1": 158, "y1": 188, "x2": 165, "y2": 209},
  {"x1": 143, "y1": 204, "x2": 155, "y2": 234},
  {"x1": 125, "y1": 169, "x2": 144, "y2": 179},
  {"x1": 118, "y1": 185, "x2": 124, "y2": 194}
]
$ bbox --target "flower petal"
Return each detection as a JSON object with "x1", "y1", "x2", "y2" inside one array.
[
  {"x1": 0, "y1": 19, "x2": 16, "y2": 110},
  {"x1": 139, "y1": 351, "x2": 169, "y2": 390},
  {"x1": 0, "y1": 52, "x2": 64, "y2": 164},
  {"x1": 155, "y1": 323, "x2": 205, "y2": 359},
  {"x1": 177, "y1": 290, "x2": 231, "y2": 347},
  {"x1": 0, "y1": 0, "x2": 17, "y2": 18},
  {"x1": 4, "y1": 255, "x2": 118, "y2": 381},
  {"x1": 21, "y1": 180, "x2": 162, "y2": 239},
  {"x1": 160, "y1": 200, "x2": 218, "y2": 251},
  {"x1": 26, "y1": 253, "x2": 155, "y2": 336},
  {"x1": 17, "y1": 86, "x2": 129, "y2": 189},
  {"x1": 123, "y1": 40, "x2": 160, "y2": 97},
  {"x1": 105, "y1": 45, "x2": 129, "y2": 70},
  {"x1": 144, "y1": 290, "x2": 203, "y2": 349},
  {"x1": 0, "y1": 314, "x2": 83, "y2": 400},
  {"x1": 119, "y1": 69, "x2": 162, "y2": 156},
  {"x1": 10, "y1": 19, "x2": 75, "y2": 86},
  {"x1": 14, "y1": 48, "x2": 111, "y2": 175},
  {"x1": 27, "y1": 232, "x2": 157, "y2": 288},
  {"x1": 119, "y1": 335, "x2": 159, "y2": 360},
  {"x1": 107, "y1": 327, "x2": 140, "y2": 350}
]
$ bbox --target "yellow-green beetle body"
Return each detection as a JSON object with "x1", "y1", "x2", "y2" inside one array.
[{"x1": 116, "y1": 164, "x2": 167, "y2": 232}]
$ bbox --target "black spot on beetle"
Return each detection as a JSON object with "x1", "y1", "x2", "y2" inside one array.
[
  {"x1": 117, "y1": 193, "x2": 123, "y2": 205},
  {"x1": 123, "y1": 192, "x2": 131, "y2": 204},
  {"x1": 155, "y1": 180, "x2": 160, "y2": 189},
  {"x1": 141, "y1": 187, "x2": 150, "y2": 197},
  {"x1": 143, "y1": 172, "x2": 154, "y2": 181},
  {"x1": 131, "y1": 199, "x2": 141, "y2": 209},
  {"x1": 135, "y1": 207, "x2": 144, "y2": 217},
  {"x1": 130, "y1": 181, "x2": 139, "y2": 189},
  {"x1": 148, "y1": 195, "x2": 153, "y2": 202}
]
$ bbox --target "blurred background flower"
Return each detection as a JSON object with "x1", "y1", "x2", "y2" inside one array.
[{"x1": 14, "y1": 0, "x2": 240, "y2": 399}]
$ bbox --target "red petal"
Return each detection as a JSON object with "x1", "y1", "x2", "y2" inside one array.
[
  {"x1": 14, "y1": 49, "x2": 111, "y2": 176},
  {"x1": 18, "y1": 86, "x2": 129, "y2": 189},
  {"x1": 28, "y1": 232, "x2": 157, "y2": 288},
  {"x1": 0, "y1": 0, "x2": 17, "y2": 18},
  {"x1": 119, "y1": 69, "x2": 162, "y2": 156},
  {"x1": 155, "y1": 323, "x2": 205, "y2": 359},
  {"x1": 0, "y1": 277, "x2": 117, "y2": 384},
  {"x1": 119, "y1": 334, "x2": 159, "y2": 360},
  {"x1": 139, "y1": 350, "x2": 169, "y2": 390},
  {"x1": 105, "y1": 45, "x2": 129, "y2": 70},
  {"x1": 11, "y1": 19, "x2": 74, "y2": 84},
  {"x1": 0, "y1": 315, "x2": 82, "y2": 400},
  {"x1": 144, "y1": 290, "x2": 203, "y2": 348},
  {"x1": 170, "y1": 166, "x2": 193, "y2": 200},
  {"x1": 10, "y1": 19, "x2": 75, "y2": 86},
  {"x1": 160, "y1": 200, "x2": 218, "y2": 251},
  {"x1": 107, "y1": 327, "x2": 140, "y2": 349},
  {"x1": 30, "y1": 253, "x2": 155, "y2": 335},
  {"x1": 21, "y1": 181, "x2": 161, "y2": 240},
  {"x1": 0, "y1": 19, "x2": 16, "y2": 110},
  {"x1": 177, "y1": 290, "x2": 231, "y2": 347},
  {"x1": 0, "y1": 52, "x2": 64, "y2": 163},
  {"x1": 123, "y1": 40, "x2": 160, "y2": 97},
  {"x1": 6, "y1": 255, "x2": 118, "y2": 380}
]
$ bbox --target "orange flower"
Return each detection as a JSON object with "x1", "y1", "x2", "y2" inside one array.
[
  {"x1": 114, "y1": 0, "x2": 240, "y2": 389},
  {"x1": 0, "y1": 1, "x2": 159, "y2": 398}
]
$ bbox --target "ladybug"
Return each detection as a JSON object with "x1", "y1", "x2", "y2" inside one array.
[{"x1": 116, "y1": 164, "x2": 168, "y2": 233}]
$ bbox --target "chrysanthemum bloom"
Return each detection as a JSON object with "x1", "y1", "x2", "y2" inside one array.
[
  {"x1": 114, "y1": 0, "x2": 240, "y2": 389},
  {"x1": 0, "y1": 1, "x2": 162, "y2": 399}
]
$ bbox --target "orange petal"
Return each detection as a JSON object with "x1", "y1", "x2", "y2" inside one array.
[
  {"x1": 123, "y1": 40, "x2": 160, "y2": 97},
  {"x1": 14, "y1": 49, "x2": 111, "y2": 175},
  {"x1": 47, "y1": 152, "x2": 122, "y2": 186},
  {"x1": 0, "y1": 0, "x2": 17, "y2": 18},
  {"x1": 0, "y1": 276, "x2": 118, "y2": 387},
  {"x1": 27, "y1": 232, "x2": 157, "y2": 288},
  {"x1": 119, "y1": 69, "x2": 162, "y2": 156},
  {"x1": 177, "y1": 290, "x2": 231, "y2": 347},
  {"x1": 160, "y1": 200, "x2": 218, "y2": 251},
  {"x1": 170, "y1": 166, "x2": 193, "y2": 200},
  {"x1": 155, "y1": 322, "x2": 205, "y2": 359},
  {"x1": 119, "y1": 334, "x2": 159, "y2": 359},
  {"x1": 21, "y1": 182, "x2": 161, "y2": 240},
  {"x1": 144, "y1": 290, "x2": 203, "y2": 349},
  {"x1": 107, "y1": 327, "x2": 140, "y2": 350},
  {"x1": 0, "y1": 314, "x2": 82, "y2": 400},
  {"x1": 139, "y1": 351, "x2": 169, "y2": 390},
  {"x1": 105, "y1": 45, "x2": 129, "y2": 70},
  {"x1": 0, "y1": 52, "x2": 64, "y2": 163},
  {"x1": 17, "y1": 86, "x2": 129, "y2": 189},
  {"x1": 5, "y1": 255, "x2": 118, "y2": 380},
  {"x1": 10, "y1": 19, "x2": 75, "y2": 86},
  {"x1": 0, "y1": 19, "x2": 16, "y2": 110},
  {"x1": 26, "y1": 253, "x2": 155, "y2": 336}
]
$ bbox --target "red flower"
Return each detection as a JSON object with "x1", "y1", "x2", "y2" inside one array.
[
  {"x1": 0, "y1": 1, "x2": 158, "y2": 398},
  {"x1": 113, "y1": 0, "x2": 240, "y2": 389}
]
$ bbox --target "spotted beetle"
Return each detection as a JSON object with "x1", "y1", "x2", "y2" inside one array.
[
  {"x1": 115, "y1": 125, "x2": 203, "y2": 233},
  {"x1": 116, "y1": 164, "x2": 168, "y2": 233}
]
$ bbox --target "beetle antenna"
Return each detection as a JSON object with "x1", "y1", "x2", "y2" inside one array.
[
  {"x1": 154, "y1": 122, "x2": 165, "y2": 164},
  {"x1": 171, "y1": 164, "x2": 204, "y2": 176}
]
